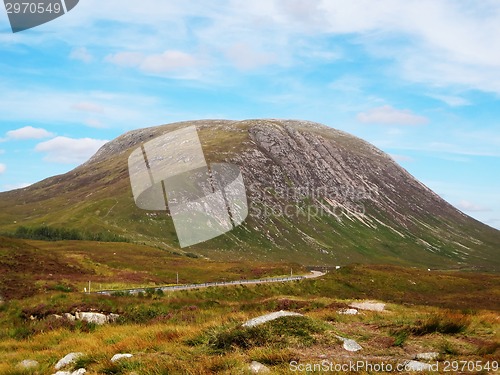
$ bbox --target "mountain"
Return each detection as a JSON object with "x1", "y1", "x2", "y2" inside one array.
[{"x1": 0, "y1": 119, "x2": 498, "y2": 270}]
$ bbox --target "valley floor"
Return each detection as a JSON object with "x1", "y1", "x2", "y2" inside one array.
[{"x1": 0, "y1": 264, "x2": 498, "y2": 374}]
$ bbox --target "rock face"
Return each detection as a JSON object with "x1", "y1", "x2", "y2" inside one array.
[
  {"x1": 242, "y1": 310, "x2": 303, "y2": 328},
  {"x1": 1, "y1": 119, "x2": 498, "y2": 270}
]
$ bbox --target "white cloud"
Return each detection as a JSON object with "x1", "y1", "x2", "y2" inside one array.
[
  {"x1": 390, "y1": 154, "x2": 414, "y2": 163},
  {"x1": 0, "y1": 149, "x2": 5, "y2": 154},
  {"x1": 72, "y1": 101, "x2": 105, "y2": 113},
  {"x1": 456, "y1": 200, "x2": 491, "y2": 213},
  {"x1": 35, "y1": 137, "x2": 108, "y2": 164},
  {"x1": 427, "y1": 94, "x2": 470, "y2": 107},
  {"x1": 357, "y1": 105, "x2": 428, "y2": 125},
  {"x1": 69, "y1": 47, "x2": 93, "y2": 63},
  {"x1": 0, "y1": 163, "x2": 5, "y2": 174},
  {"x1": 225, "y1": 43, "x2": 277, "y2": 70},
  {"x1": 105, "y1": 52, "x2": 144, "y2": 68},
  {"x1": 106, "y1": 50, "x2": 200, "y2": 77},
  {"x1": 1, "y1": 182, "x2": 32, "y2": 192},
  {"x1": 83, "y1": 118, "x2": 106, "y2": 128},
  {"x1": 5, "y1": 126, "x2": 54, "y2": 140},
  {"x1": 141, "y1": 50, "x2": 197, "y2": 73}
]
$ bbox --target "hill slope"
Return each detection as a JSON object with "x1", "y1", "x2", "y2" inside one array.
[{"x1": 0, "y1": 119, "x2": 498, "y2": 270}]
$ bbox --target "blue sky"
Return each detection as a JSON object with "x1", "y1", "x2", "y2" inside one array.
[{"x1": 0, "y1": 0, "x2": 499, "y2": 229}]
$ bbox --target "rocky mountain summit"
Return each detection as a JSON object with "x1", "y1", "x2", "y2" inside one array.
[{"x1": 0, "y1": 119, "x2": 498, "y2": 269}]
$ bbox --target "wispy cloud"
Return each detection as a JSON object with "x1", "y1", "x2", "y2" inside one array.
[
  {"x1": 456, "y1": 200, "x2": 491, "y2": 213},
  {"x1": 69, "y1": 47, "x2": 93, "y2": 63},
  {"x1": 357, "y1": 105, "x2": 428, "y2": 125},
  {"x1": 0, "y1": 163, "x2": 6, "y2": 174},
  {"x1": 105, "y1": 50, "x2": 201, "y2": 78}
]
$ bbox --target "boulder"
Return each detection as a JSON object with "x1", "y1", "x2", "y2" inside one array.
[
  {"x1": 107, "y1": 313, "x2": 120, "y2": 323},
  {"x1": 18, "y1": 359, "x2": 39, "y2": 369},
  {"x1": 52, "y1": 369, "x2": 86, "y2": 375},
  {"x1": 249, "y1": 361, "x2": 271, "y2": 374},
  {"x1": 415, "y1": 352, "x2": 439, "y2": 361},
  {"x1": 402, "y1": 360, "x2": 432, "y2": 371},
  {"x1": 338, "y1": 308, "x2": 358, "y2": 315},
  {"x1": 54, "y1": 352, "x2": 84, "y2": 370},
  {"x1": 111, "y1": 353, "x2": 133, "y2": 362},
  {"x1": 75, "y1": 312, "x2": 108, "y2": 325},
  {"x1": 242, "y1": 310, "x2": 303, "y2": 328},
  {"x1": 349, "y1": 300, "x2": 385, "y2": 312},
  {"x1": 64, "y1": 313, "x2": 76, "y2": 321},
  {"x1": 335, "y1": 335, "x2": 362, "y2": 352}
]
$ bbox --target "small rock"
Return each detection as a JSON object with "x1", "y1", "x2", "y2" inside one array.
[
  {"x1": 111, "y1": 353, "x2": 133, "y2": 362},
  {"x1": 50, "y1": 314, "x2": 63, "y2": 320},
  {"x1": 415, "y1": 352, "x2": 439, "y2": 361},
  {"x1": 242, "y1": 310, "x2": 303, "y2": 327},
  {"x1": 336, "y1": 335, "x2": 362, "y2": 352},
  {"x1": 75, "y1": 312, "x2": 108, "y2": 325},
  {"x1": 402, "y1": 360, "x2": 432, "y2": 371},
  {"x1": 54, "y1": 352, "x2": 84, "y2": 370},
  {"x1": 64, "y1": 313, "x2": 76, "y2": 321},
  {"x1": 52, "y1": 369, "x2": 86, "y2": 375},
  {"x1": 107, "y1": 313, "x2": 120, "y2": 323},
  {"x1": 349, "y1": 300, "x2": 385, "y2": 312},
  {"x1": 338, "y1": 308, "x2": 358, "y2": 315},
  {"x1": 18, "y1": 359, "x2": 39, "y2": 369},
  {"x1": 249, "y1": 361, "x2": 271, "y2": 374}
]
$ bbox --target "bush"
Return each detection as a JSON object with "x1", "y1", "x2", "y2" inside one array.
[
  {"x1": 411, "y1": 312, "x2": 470, "y2": 335},
  {"x1": 195, "y1": 316, "x2": 327, "y2": 353}
]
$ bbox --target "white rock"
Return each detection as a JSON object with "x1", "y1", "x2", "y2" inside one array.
[
  {"x1": 415, "y1": 352, "x2": 439, "y2": 361},
  {"x1": 107, "y1": 313, "x2": 120, "y2": 323},
  {"x1": 111, "y1": 353, "x2": 133, "y2": 362},
  {"x1": 402, "y1": 360, "x2": 432, "y2": 371},
  {"x1": 18, "y1": 359, "x2": 39, "y2": 369},
  {"x1": 75, "y1": 312, "x2": 108, "y2": 325},
  {"x1": 52, "y1": 369, "x2": 86, "y2": 375},
  {"x1": 50, "y1": 314, "x2": 63, "y2": 320},
  {"x1": 249, "y1": 361, "x2": 271, "y2": 373},
  {"x1": 338, "y1": 308, "x2": 358, "y2": 315},
  {"x1": 54, "y1": 352, "x2": 84, "y2": 370},
  {"x1": 349, "y1": 300, "x2": 385, "y2": 312},
  {"x1": 336, "y1": 335, "x2": 362, "y2": 352},
  {"x1": 64, "y1": 313, "x2": 76, "y2": 321},
  {"x1": 242, "y1": 310, "x2": 303, "y2": 327}
]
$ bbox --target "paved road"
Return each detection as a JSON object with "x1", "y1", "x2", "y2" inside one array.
[{"x1": 96, "y1": 270, "x2": 326, "y2": 296}]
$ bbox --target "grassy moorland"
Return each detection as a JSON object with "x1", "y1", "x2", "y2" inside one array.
[
  {"x1": 0, "y1": 236, "x2": 302, "y2": 300},
  {"x1": 0, "y1": 260, "x2": 498, "y2": 374}
]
